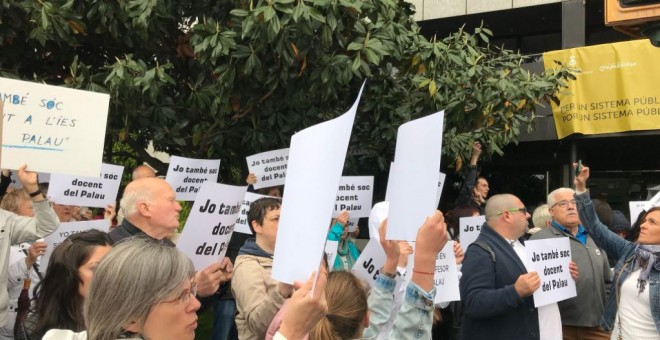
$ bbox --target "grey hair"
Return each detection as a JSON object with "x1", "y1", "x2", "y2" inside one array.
[
  {"x1": 119, "y1": 183, "x2": 153, "y2": 219},
  {"x1": 532, "y1": 204, "x2": 551, "y2": 229},
  {"x1": 547, "y1": 188, "x2": 575, "y2": 208},
  {"x1": 84, "y1": 237, "x2": 195, "y2": 340}
]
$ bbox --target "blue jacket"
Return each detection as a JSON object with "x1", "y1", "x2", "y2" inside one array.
[
  {"x1": 459, "y1": 223, "x2": 539, "y2": 340},
  {"x1": 576, "y1": 193, "x2": 660, "y2": 333}
]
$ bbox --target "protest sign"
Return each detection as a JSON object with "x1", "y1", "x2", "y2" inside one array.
[
  {"x1": 272, "y1": 82, "x2": 364, "y2": 284},
  {"x1": 645, "y1": 191, "x2": 660, "y2": 211},
  {"x1": 333, "y1": 176, "x2": 373, "y2": 218},
  {"x1": 0, "y1": 77, "x2": 110, "y2": 177},
  {"x1": 234, "y1": 192, "x2": 270, "y2": 235},
  {"x1": 387, "y1": 111, "x2": 445, "y2": 241},
  {"x1": 48, "y1": 163, "x2": 123, "y2": 208},
  {"x1": 526, "y1": 237, "x2": 576, "y2": 307},
  {"x1": 176, "y1": 182, "x2": 246, "y2": 271},
  {"x1": 41, "y1": 219, "x2": 111, "y2": 272},
  {"x1": 459, "y1": 215, "x2": 486, "y2": 249},
  {"x1": 434, "y1": 241, "x2": 461, "y2": 304},
  {"x1": 165, "y1": 156, "x2": 220, "y2": 201},
  {"x1": 351, "y1": 239, "x2": 387, "y2": 287},
  {"x1": 346, "y1": 218, "x2": 359, "y2": 232},
  {"x1": 324, "y1": 240, "x2": 339, "y2": 268},
  {"x1": 10, "y1": 171, "x2": 50, "y2": 188},
  {"x1": 436, "y1": 172, "x2": 446, "y2": 207},
  {"x1": 629, "y1": 201, "x2": 646, "y2": 225},
  {"x1": 246, "y1": 148, "x2": 289, "y2": 190}
]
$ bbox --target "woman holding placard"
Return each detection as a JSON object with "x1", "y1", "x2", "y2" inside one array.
[{"x1": 575, "y1": 164, "x2": 660, "y2": 339}]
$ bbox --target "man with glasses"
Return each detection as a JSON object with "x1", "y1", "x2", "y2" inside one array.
[
  {"x1": 460, "y1": 194, "x2": 543, "y2": 340},
  {"x1": 530, "y1": 188, "x2": 611, "y2": 340}
]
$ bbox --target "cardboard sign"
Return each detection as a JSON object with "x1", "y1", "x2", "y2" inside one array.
[
  {"x1": 48, "y1": 163, "x2": 123, "y2": 208},
  {"x1": 459, "y1": 215, "x2": 486, "y2": 249},
  {"x1": 165, "y1": 156, "x2": 220, "y2": 201},
  {"x1": 176, "y1": 182, "x2": 247, "y2": 271},
  {"x1": 41, "y1": 219, "x2": 111, "y2": 272},
  {"x1": 333, "y1": 176, "x2": 374, "y2": 218},
  {"x1": 272, "y1": 82, "x2": 364, "y2": 284},
  {"x1": 526, "y1": 237, "x2": 577, "y2": 307},
  {"x1": 387, "y1": 111, "x2": 445, "y2": 241},
  {"x1": 351, "y1": 239, "x2": 387, "y2": 287},
  {"x1": 246, "y1": 148, "x2": 289, "y2": 190},
  {"x1": 434, "y1": 241, "x2": 461, "y2": 304},
  {"x1": 324, "y1": 240, "x2": 339, "y2": 268},
  {"x1": 0, "y1": 77, "x2": 110, "y2": 177},
  {"x1": 233, "y1": 192, "x2": 271, "y2": 235}
]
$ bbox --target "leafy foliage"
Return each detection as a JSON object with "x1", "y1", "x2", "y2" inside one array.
[{"x1": 0, "y1": 0, "x2": 574, "y2": 183}]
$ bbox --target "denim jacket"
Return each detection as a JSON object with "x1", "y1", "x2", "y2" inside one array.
[
  {"x1": 576, "y1": 193, "x2": 660, "y2": 333},
  {"x1": 362, "y1": 274, "x2": 435, "y2": 339}
]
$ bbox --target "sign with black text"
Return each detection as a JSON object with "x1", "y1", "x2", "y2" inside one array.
[
  {"x1": 351, "y1": 240, "x2": 386, "y2": 287},
  {"x1": 165, "y1": 156, "x2": 220, "y2": 201},
  {"x1": 41, "y1": 219, "x2": 111, "y2": 273},
  {"x1": 459, "y1": 215, "x2": 486, "y2": 249},
  {"x1": 246, "y1": 148, "x2": 289, "y2": 190},
  {"x1": 526, "y1": 237, "x2": 576, "y2": 307},
  {"x1": 333, "y1": 176, "x2": 373, "y2": 218},
  {"x1": 234, "y1": 192, "x2": 270, "y2": 235},
  {"x1": 48, "y1": 163, "x2": 123, "y2": 208},
  {"x1": 434, "y1": 241, "x2": 461, "y2": 304}
]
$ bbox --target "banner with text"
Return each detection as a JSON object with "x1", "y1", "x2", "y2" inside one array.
[
  {"x1": 459, "y1": 215, "x2": 486, "y2": 249},
  {"x1": 526, "y1": 237, "x2": 576, "y2": 307},
  {"x1": 234, "y1": 192, "x2": 270, "y2": 235},
  {"x1": 41, "y1": 219, "x2": 111, "y2": 272},
  {"x1": 48, "y1": 163, "x2": 124, "y2": 208},
  {"x1": 351, "y1": 240, "x2": 386, "y2": 287},
  {"x1": 434, "y1": 241, "x2": 461, "y2": 304},
  {"x1": 333, "y1": 176, "x2": 373, "y2": 218},
  {"x1": 0, "y1": 77, "x2": 110, "y2": 176},
  {"x1": 543, "y1": 40, "x2": 660, "y2": 138},
  {"x1": 176, "y1": 182, "x2": 246, "y2": 271},
  {"x1": 165, "y1": 156, "x2": 220, "y2": 201},
  {"x1": 246, "y1": 148, "x2": 289, "y2": 190}
]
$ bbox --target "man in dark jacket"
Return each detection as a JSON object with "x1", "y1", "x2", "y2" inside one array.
[{"x1": 460, "y1": 194, "x2": 540, "y2": 340}]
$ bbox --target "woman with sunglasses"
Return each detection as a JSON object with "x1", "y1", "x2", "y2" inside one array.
[{"x1": 575, "y1": 164, "x2": 660, "y2": 339}]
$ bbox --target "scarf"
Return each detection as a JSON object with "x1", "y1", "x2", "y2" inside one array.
[{"x1": 632, "y1": 244, "x2": 660, "y2": 293}]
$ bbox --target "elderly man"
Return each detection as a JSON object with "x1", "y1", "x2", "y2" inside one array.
[
  {"x1": 530, "y1": 187, "x2": 611, "y2": 339},
  {"x1": 109, "y1": 177, "x2": 231, "y2": 297},
  {"x1": 460, "y1": 194, "x2": 542, "y2": 339},
  {"x1": 0, "y1": 165, "x2": 59, "y2": 326}
]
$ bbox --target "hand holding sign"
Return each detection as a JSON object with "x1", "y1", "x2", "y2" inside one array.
[
  {"x1": 378, "y1": 219, "x2": 400, "y2": 273},
  {"x1": 196, "y1": 257, "x2": 234, "y2": 297},
  {"x1": 514, "y1": 272, "x2": 541, "y2": 298},
  {"x1": 17, "y1": 164, "x2": 39, "y2": 195}
]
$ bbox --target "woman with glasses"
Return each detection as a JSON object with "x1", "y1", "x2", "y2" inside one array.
[
  {"x1": 574, "y1": 165, "x2": 660, "y2": 339},
  {"x1": 42, "y1": 236, "x2": 199, "y2": 340}
]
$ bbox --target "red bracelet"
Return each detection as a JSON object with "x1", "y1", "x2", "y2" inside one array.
[{"x1": 412, "y1": 268, "x2": 434, "y2": 275}]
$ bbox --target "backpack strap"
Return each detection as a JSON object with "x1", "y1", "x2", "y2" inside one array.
[{"x1": 471, "y1": 240, "x2": 496, "y2": 263}]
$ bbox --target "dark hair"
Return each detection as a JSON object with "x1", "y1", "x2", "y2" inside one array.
[
  {"x1": 247, "y1": 197, "x2": 281, "y2": 234},
  {"x1": 447, "y1": 205, "x2": 480, "y2": 240},
  {"x1": 31, "y1": 230, "x2": 113, "y2": 338},
  {"x1": 628, "y1": 206, "x2": 660, "y2": 242},
  {"x1": 592, "y1": 199, "x2": 614, "y2": 228}
]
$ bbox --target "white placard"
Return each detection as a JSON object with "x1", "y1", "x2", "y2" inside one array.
[
  {"x1": 351, "y1": 239, "x2": 387, "y2": 287},
  {"x1": 434, "y1": 241, "x2": 461, "y2": 304},
  {"x1": 436, "y1": 172, "x2": 447, "y2": 207},
  {"x1": 387, "y1": 111, "x2": 444, "y2": 241},
  {"x1": 644, "y1": 191, "x2": 660, "y2": 210},
  {"x1": 525, "y1": 237, "x2": 576, "y2": 307},
  {"x1": 333, "y1": 176, "x2": 374, "y2": 218},
  {"x1": 47, "y1": 163, "x2": 124, "y2": 208},
  {"x1": 325, "y1": 240, "x2": 339, "y2": 268},
  {"x1": 41, "y1": 219, "x2": 111, "y2": 272},
  {"x1": 234, "y1": 192, "x2": 270, "y2": 235},
  {"x1": 165, "y1": 156, "x2": 220, "y2": 201},
  {"x1": 272, "y1": 82, "x2": 364, "y2": 284},
  {"x1": 246, "y1": 148, "x2": 289, "y2": 190},
  {"x1": 346, "y1": 218, "x2": 359, "y2": 232},
  {"x1": 10, "y1": 172, "x2": 50, "y2": 188},
  {"x1": 629, "y1": 201, "x2": 647, "y2": 225},
  {"x1": 176, "y1": 183, "x2": 246, "y2": 271},
  {"x1": 459, "y1": 215, "x2": 486, "y2": 249},
  {"x1": 0, "y1": 77, "x2": 109, "y2": 177},
  {"x1": 384, "y1": 162, "x2": 396, "y2": 203}
]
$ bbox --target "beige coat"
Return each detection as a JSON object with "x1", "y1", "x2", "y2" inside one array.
[{"x1": 232, "y1": 254, "x2": 286, "y2": 340}]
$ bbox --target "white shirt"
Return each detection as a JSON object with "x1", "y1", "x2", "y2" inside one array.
[{"x1": 611, "y1": 269, "x2": 659, "y2": 340}]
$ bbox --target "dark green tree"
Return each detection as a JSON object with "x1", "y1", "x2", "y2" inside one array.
[{"x1": 0, "y1": 0, "x2": 574, "y2": 184}]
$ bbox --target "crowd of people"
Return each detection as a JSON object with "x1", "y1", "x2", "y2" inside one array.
[{"x1": 0, "y1": 144, "x2": 658, "y2": 340}]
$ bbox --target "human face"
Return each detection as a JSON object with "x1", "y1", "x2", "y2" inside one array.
[
  {"x1": 474, "y1": 178, "x2": 489, "y2": 199},
  {"x1": 146, "y1": 182, "x2": 182, "y2": 235},
  {"x1": 53, "y1": 204, "x2": 74, "y2": 222},
  {"x1": 508, "y1": 199, "x2": 531, "y2": 237},
  {"x1": 255, "y1": 207, "x2": 280, "y2": 253},
  {"x1": 17, "y1": 199, "x2": 34, "y2": 217},
  {"x1": 638, "y1": 210, "x2": 660, "y2": 245},
  {"x1": 78, "y1": 245, "x2": 112, "y2": 298},
  {"x1": 549, "y1": 191, "x2": 579, "y2": 229},
  {"x1": 141, "y1": 280, "x2": 201, "y2": 340}
]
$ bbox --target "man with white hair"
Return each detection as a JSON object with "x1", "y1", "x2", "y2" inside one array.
[{"x1": 530, "y1": 187, "x2": 611, "y2": 339}]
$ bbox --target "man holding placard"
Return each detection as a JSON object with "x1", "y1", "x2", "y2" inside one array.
[
  {"x1": 0, "y1": 165, "x2": 59, "y2": 325},
  {"x1": 530, "y1": 186, "x2": 611, "y2": 339},
  {"x1": 109, "y1": 177, "x2": 232, "y2": 298},
  {"x1": 232, "y1": 197, "x2": 292, "y2": 340}
]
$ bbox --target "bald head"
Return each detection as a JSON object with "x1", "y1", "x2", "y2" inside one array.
[
  {"x1": 485, "y1": 194, "x2": 520, "y2": 220},
  {"x1": 485, "y1": 194, "x2": 530, "y2": 240},
  {"x1": 120, "y1": 178, "x2": 181, "y2": 240},
  {"x1": 132, "y1": 165, "x2": 156, "y2": 180}
]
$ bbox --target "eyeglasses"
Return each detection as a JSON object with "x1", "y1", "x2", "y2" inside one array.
[
  {"x1": 161, "y1": 281, "x2": 197, "y2": 305},
  {"x1": 496, "y1": 207, "x2": 528, "y2": 216},
  {"x1": 551, "y1": 200, "x2": 577, "y2": 209}
]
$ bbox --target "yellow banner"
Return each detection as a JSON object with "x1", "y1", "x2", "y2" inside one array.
[{"x1": 543, "y1": 40, "x2": 660, "y2": 139}]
